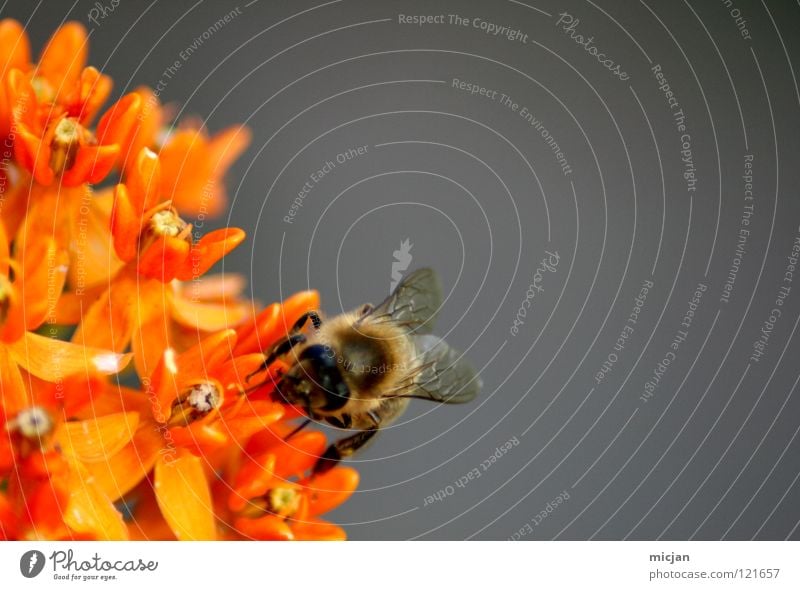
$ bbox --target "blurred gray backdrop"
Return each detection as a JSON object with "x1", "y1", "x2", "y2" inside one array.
[{"x1": 5, "y1": 0, "x2": 800, "y2": 540}]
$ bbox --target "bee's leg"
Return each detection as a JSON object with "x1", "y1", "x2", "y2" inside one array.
[
  {"x1": 284, "y1": 418, "x2": 312, "y2": 441},
  {"x1": 312, "y1": 427, "x2": 379, "y2": 475},
  {"x1": 292, "y1": 310, "x2": 322, "y2": 332},
  {"x1": 244, "y1": 311, "x2": 318, "y2": 384},
  {"x1": 245, "y1": 333, "x2": 306, "y2": 382},
  {"x1": 313, "y1": 411, "x2": 380, "y2": 474}
]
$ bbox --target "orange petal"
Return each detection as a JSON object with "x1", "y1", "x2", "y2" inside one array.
[
  {"x1": 177, "y1": 126, "x2": 251, "y2": 217},
  {"x1": 154, "y1": 450, "x2": 216, "y2": 540},
  {"x1": 9, "y1": 331, "x2": 132, "y2": 380},
  {"x1": 291, "y1": 518, "x2": 346, "y2": 541},
  {"x1": 0, "y1": 174, "x2": 29, "y2": 248},
  {"x1": 61, "y1": 143, "x2": 118, "y2": 186},
  {"x1": 120, "y1": 86, "x2": 162, "y2": 170},
  {"x1": 68, "y1": 66, "x2": 113, "y2": 124},
  {"x1": 82, "y1": 421, "x2": 162, "y2": 500},
  {"x1": 38, "y1": 22, "x2": 88, "y2": 95},
  {"x1": 0, "y1": 346, "x2": 29, "y2": 418},
  {"x1": 233, "y1": 514, "x2": 293, "y2": 540},
  {"x1": 170, "y1": 297, "x2": 251, "y2": 333},
  {"x1": 64, "y1": 469, "x2": 129, "y2": 540},
  {"x1": 26, "y1": 370, "x2": 105, "y2": 417},
  {"x1": 110, "y1": 183, "x2": 141, "y2": 262},
  {"x1": 12, "y1": 115, "x2": 53, "y2": 185},
  {"x1": 0, "y1": 22, "x2": 30, "y2": 118},
  {"x1": 70, "y1": 268, "x2": 154, "y2": 352},
  {"x1": 234, "y1": 291, "x2": 320, "y2": 356},
  {"x1": 270, "y1": 431, "x2": 327, "y2": 479},
  {"x1": 12, "y1": 183, "x2": 72, "y2": 255},
  {"x1": 168, "y1": 421, "x2": 229, "y2": 450},
  {"x1": 74, "y1": 384, "x2": 152, "y2": 418},
  {"x1": 57, "y1": 411, "x2": 140, "y2": 462},
  {"x1": 127, "y1": 147, "x2": 161, "y2": 212},
  {"x1": 5, "y1": 69, "x2": 37, "y2": 127},
  {"x1": 0, "y1": 280, "x2": 24, "y2": 343},
  {"x1": 0, "y1": 20, "x2": 30, "y2": 138},
  {"x1": 215, "y1": 353, "x2": 273, "y2": 396},
  {"x1": 0, "y1": 19, "x2": 30, "y2": 69},
  {"x1": 280, "y1": 290, "x2": 321, "y2": 329},
  {"x1": 229, "y1": 453, "x2": 277, "y2": 512},
  {"x1": 132, "y1": 310, "x2": 172, "y2": 380},
  {"x1": 95, "y1": 92, "x2": 141, "y2": 148},
  {"x1": 0, "y1": 434, "x2": 14, "y2": 475},
  {"x1": 150, "y1": 329, "x2": 237, "y2": 414},
  {"x1": 0, "y1": 490, "x2": 19, "y2": 540},
  {"x1": 208, "y1": 126, "x2": 251, "y2": 177},
  {"x1": 306, "y1": 467, "x2": 359, "y2": 516},
  {"x1": 175, "y1": 227, "x2": 246, "y2": 281},
  {"x1": 158, "y1": 130, "x2": 208, "y2": 209},
  {"x1": 29, "y1": 479, "x2": 71, "y2": 535},
  {"x1": 19, "y1": 237, "x2": 68, "y2": 331},
  {"x1": 170, "y1": 328, "x2": 237, "y2": 377},
  {"x1": 178, "y1": 272, "x2": 247, "y2": 303},
  {"x1": 60, "y1": 372, "x2": 107, "y2": 416},
  {"x1": 67, "y1": 189, "x2": 124, "y2": 290},
  {"x1": 137, "y1": 234, "x2": 190, "y2": 282},
  {"x1": 234, "y1": 302, "x2": 279, "y2": 356},
  {"x1": 222, "y1": 400, "x2": 285, "y2": 443},
  {"x1": 0, "y1": 217, "x2": 8, "y2": 271}
]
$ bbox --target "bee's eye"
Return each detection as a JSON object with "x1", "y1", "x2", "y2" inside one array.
[{"x1": 299, "y1": 345, "x2": 350, "y2": 411}]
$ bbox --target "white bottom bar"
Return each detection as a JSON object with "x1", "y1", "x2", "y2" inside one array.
[{"x1": 2, "y1": 541, "x2": 797, "y2": 589}]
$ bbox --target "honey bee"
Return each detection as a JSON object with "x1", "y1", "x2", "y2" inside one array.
[{"x1": 250, "y1": 268, "x2": 481, "y2": 474}]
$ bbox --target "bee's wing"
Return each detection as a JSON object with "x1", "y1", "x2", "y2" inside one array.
[
  {"x1": 398, "y1": 335, "x2": 481, "y2": 404},
  {"x1": 365, "y1": 268, "x2": 442, "y2": 334}
]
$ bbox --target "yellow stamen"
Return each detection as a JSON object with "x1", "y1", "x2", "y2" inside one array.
[
  {"x1": 240, "y1": 487, "x2": 301, "y2": 519},
  {"x1": 150, "y1": 210, "x2": 188, "y2": 238},
  {"x1": 50, "y1": 118, "x2": 85, "y2": 173},
  {"x1": 6, "y1": 407, "x2": 54, "y2": 442},
  {"x1": 140, "y1": 208, "x2": 192, "y2": 254},
  {"x1": 167, "y1": 381, "x2": 222, "y2": 427},
  {"x1": 267, "y1": 487, "x2": 301, "y2": 518}
]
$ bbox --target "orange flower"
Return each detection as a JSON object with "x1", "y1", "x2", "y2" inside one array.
[
  {"x1": 0, "y1": 21, "x2": 95, "y2": 121},
  {"x1": 0, "y1": 337, "x2": 134, "y2": 540},
  {"x1": 1, "y1": 21, "x2": 134, "y2": 187},
  {"x1": 1, "y1": 404, "x2": 138, "y2": 540},
  {"x1": 227, "y1": 426, "x2": 358, "y2": 540},
  {"x1": 0, "y1": 19, "x2": 30, "y2": 141},
  {"x1": 118, "y1": 86, "x2": 169, "y2": 171},
  {"x1": 234, "y1": 289, "x2": 320, "y2": 358},
  {"x1": 0, "y1": 217, "x2": 128, "y2": 429},
  {"x1": 1, "y1": 404, "x2": 137, "y2": 540},
  {"x1": 0, "y1": 215, "x2": 133, "y2": 540},
  {"x1": 7, "y1": 67, "x2": 138, "y2": 186},
  {"x1": 158, "y1": 125, "x2": 250, "y2": 218},
  {"x1": 76, "y1": 330, "x2": 285, "y2": 540},
  {"x1": 110, "y1": 148, "x2": 245, "y2": 281},
  {"x1": 68, "y1": 148, "x2": 246, "y2": 373},
  {"x1": 0, "y1": 18, "x2": 360, "y2": 542},
  {"x1": 112, "y1": 89, "x2": 248, "y2": 219}
]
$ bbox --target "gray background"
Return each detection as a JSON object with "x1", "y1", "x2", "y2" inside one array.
[{"x1": 5, "y1": 0, "x2": 800, "y2": 540}]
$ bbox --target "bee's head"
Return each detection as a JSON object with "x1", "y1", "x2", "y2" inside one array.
[{"x1": 275, "y1": 344, "x2": 350, "y2": 414}]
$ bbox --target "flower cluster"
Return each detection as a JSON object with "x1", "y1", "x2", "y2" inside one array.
[{"x1": 0, "y1": 20, "x2": 357, "y2": 540}]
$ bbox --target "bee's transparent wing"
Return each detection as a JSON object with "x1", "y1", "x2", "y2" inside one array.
[
  {"x1": 365, "y1": 268, "x2": 442, "y2": 334},
  {"x1": 397, "y1": 335, "x2": 480, "y2": 404}
]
